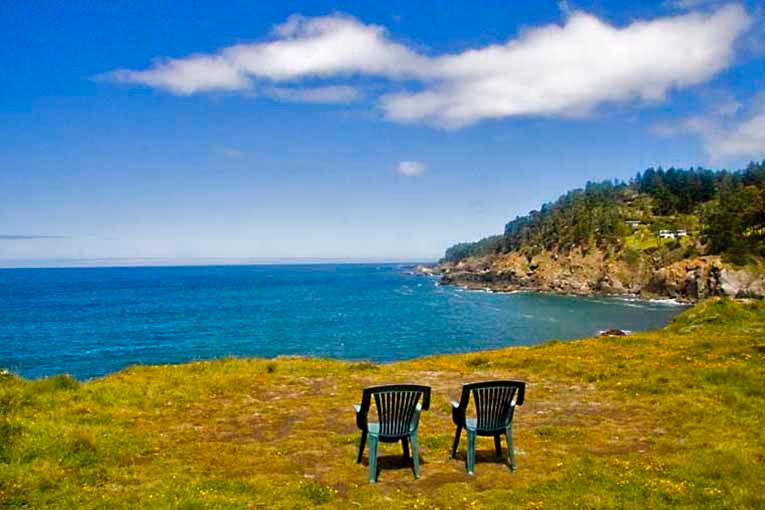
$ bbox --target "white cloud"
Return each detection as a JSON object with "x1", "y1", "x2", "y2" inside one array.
[
  {"x1": 264, "y1": 85, "x2": 361, "y2": 103},
  {"x1": 664, "y1": 0, "x2": 708, "y2": 10},
  {"x1": 106, "y1": 5, "x2": 752, "y2": 127},
  {"x1": 396, "y1": 161, "x2": 426, "y2": 176},
  {"x1": 651, "y1": 94, "x2": 765, "y2": 162},
  {"x1": 218, "y1": 146, "x2": 243, "y2": 159},
  {"x1": 650, "y1": 115, "x2": 716, "y2": 137},
  {"x1": 382, "y1": 4, "x2": 751, "y2": 127},
  {"x1": 663, "y1": 0, "x2": 730, "y2": 11},
  {"x1": 715, "y1": 113, "x2": 765, "y2": 159},
  {"x1": 558, "y1": 1, "x2": 574, "y2": 18},
  {"x1": 714, "y1": 97, "x2": 742, "y2": 116},
  {"x1": 227, "y1": 14, "x2": 428, "y2": 80},
  {"x1": 106, "y1": 14, "x2": 425, "y2": 95},
  {"x1": 109, "y1": 55, "x2": 249, "y2": 95}
]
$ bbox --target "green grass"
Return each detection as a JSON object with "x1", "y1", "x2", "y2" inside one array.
[
  {"x1": 624, "y1": 230, "x2": 660, "y2": 251},
  {"x1": 1, "y1": 298, "x2": 764, "y2": 509},
  {"x1": 623, "y1": 229, "x2": 687, "y2": 251}
]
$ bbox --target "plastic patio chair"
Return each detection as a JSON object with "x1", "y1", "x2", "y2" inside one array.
[
  {"x1": 450, "y1": 380, "x2": 526, "y2": 475},
  {"x1": 354, "y1": 384, "x2": 431, "y2": 483}
]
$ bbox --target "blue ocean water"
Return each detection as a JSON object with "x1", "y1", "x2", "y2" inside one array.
[{"x1": 0, "y1": 264, "x2": 685, "y2": 380}]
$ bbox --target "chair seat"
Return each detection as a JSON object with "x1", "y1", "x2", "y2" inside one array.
[
  {"x1": 367, "y1": 422, "x2": 411, "y2": 440},
  {"x1": 465, "y1": 418, "x2": 506, "y2": 435}
]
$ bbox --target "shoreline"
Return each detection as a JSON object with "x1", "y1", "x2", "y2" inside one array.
[
  {"x1": 416, "y1": 265, "x2": 696, "y2": 304},
  {"x1": 441, "y1": 278, "x2": 695, "y2": 304},
  {"x1": 416, "y1": 257, "x2": 765, "y2": 303},
  {"x1": 448, "y1": 282, "x2": 691, "y2": 306}
]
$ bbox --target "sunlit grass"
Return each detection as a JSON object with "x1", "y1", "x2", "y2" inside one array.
[{"x1": 1, "y1": 298, "x2": 764, "y2": 508}]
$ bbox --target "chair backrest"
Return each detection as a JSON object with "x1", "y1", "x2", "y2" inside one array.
[
  {"x1": 359, "y1": 384, "x2": 431, "y2": 437},
  {"x1": 460, "y1": 380, "x2": 525, "y2": 431}
]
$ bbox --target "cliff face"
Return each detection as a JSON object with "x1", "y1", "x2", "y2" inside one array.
[{"x1": 433, "y1": 249, "x2": 765, "y2": 302}]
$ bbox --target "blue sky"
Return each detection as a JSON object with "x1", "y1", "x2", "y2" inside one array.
[{"x1": 1, "y1": 0, "x2": 764, "y2": 265}]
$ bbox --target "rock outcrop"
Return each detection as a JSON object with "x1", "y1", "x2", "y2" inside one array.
[
  {"x1": 719, "y1": 268, "x2": 765, "y2": 297},
  {"x1": 426, "y1": 250, "x2": 765, "y2": 302}
]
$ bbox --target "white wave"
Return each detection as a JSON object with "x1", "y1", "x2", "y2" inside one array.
[
  {"x1": 646, "y1": 298, "x2": 690, "y2": 306},
  {"x1": 615, "y1": 296, "x2": 689, "y2": 306}
]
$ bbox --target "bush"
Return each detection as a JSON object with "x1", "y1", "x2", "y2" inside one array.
[{"x1": 621, "y1": 248, "x2": 641, "y2": 266}]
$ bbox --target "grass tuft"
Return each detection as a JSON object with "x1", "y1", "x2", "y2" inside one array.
[
  {"x1": 299, "y1": 481, "x2": 333, "y2": 505},
  {"x1": 348, "y1": 362, "x2": 377, "y2": 371},
  {"x1": 465, "y1": 356, "x2": 491, "y2": 368},
  {"x1": 33, "y1": 374, "x2": 80, "y2": 393}
]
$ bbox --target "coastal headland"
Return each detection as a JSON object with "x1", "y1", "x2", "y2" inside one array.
[{"x1": 428, "y1": 164, "x2": 765, "y2": 303}]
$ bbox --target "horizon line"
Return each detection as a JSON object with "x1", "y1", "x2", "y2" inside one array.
[{"x1": 0, "y1": 256, "x2": 439, "y2": 270}]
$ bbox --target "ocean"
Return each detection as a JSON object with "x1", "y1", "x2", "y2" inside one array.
[{"x1": 0, "y1": 263, "x2": 685, "y2": 379}]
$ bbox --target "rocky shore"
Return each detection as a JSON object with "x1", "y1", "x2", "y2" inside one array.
[{"x1": 418, "y1": 250, "x2": 765, "y2": 302}]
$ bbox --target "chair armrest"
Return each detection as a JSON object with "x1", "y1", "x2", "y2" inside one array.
[
  {"x1": 507, "y1": 403, "x2": 517, "y2": 424},
  {"x1": 451, "y1": 400, "x2": 465, "y2": 426},
  {"x1": 409, "y1": 403, "x2": 423, "y2": 433},
  {"x1": 354, "y1": 404, "x2": 367, "y2": 431}
]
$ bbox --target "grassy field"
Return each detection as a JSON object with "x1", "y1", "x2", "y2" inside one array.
[{"x1": 1, "y1": 298, "x2": 764, "y2": 509}]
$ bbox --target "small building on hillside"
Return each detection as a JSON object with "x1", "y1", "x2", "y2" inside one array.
[
  {"x1": 659, "y1": 229, "x2": 675, "y2": 239},
  {"x1": 659, "y1": 229, "x2": 688, "y2": 239},
  {"x1": 625, "y1": 220, "x2": 641, "y2": 229}
]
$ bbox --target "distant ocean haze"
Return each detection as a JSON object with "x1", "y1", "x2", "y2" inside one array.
[{"x1": 0, "y1": 264, "x2": 685, "y2": 379}]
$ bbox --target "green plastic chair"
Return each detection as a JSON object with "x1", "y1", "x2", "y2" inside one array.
[
  {"x1": 354, "y1": 384, "x2": 431, "y2": 483},
  {"x1": 450, "y1": 380, "x2": 526, "y2": 475}
]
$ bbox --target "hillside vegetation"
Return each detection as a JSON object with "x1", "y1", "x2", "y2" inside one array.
[
  {"x1": 438, "y1": 163, "x2": 765, "y2": 300},
  {"x1": 444, "y1": 162, "x2": 765, "y2": 266},
  {"x1": 1, "y1": 298, "x2": 764, "y2": 509}
]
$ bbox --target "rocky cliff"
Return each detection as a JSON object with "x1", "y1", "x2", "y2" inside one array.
[{"x1": 427, "y1": 250, "x2": 765, "y2": 302}]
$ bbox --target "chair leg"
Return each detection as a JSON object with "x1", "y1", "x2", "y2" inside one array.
[
  {"x1": 357, "y1": 430, "x2": 367, "y2": 464},
  {"x1": 402, "y1": 436, "x2": 410, "y2": 459},
  {"x1": 466, "y1": 430, "x2": 476, "y2": 475},
  {"x1": 494, "y1": 434, "x2": 502, "y2": 457},
  {"x1": 410, "y1": 433, "x2": 420, "y2": 479},
  {"x1": 451, "y1": 425, "x2": 462, "y2": 459},
  {"x1": 368, "y1": 435, "x2": 379, "y2": 483},
  {"x1": 505, "y1": 425, "x2": 516, "y2": 471}
]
